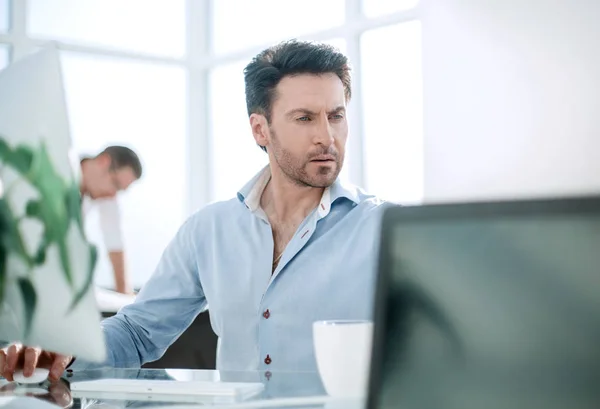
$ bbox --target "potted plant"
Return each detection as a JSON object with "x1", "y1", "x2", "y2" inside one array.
[{"x1": 0, "y1": 136, "x2": 97, "y2": 338}]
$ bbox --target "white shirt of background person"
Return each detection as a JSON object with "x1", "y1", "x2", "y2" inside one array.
[{"x1": 81, "y1": 195, "x2": 129, "y2": 294}]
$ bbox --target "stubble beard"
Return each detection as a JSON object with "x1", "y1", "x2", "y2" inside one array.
[{"x1": 269, "y1": 128, "x2": 343, "y2": 188}]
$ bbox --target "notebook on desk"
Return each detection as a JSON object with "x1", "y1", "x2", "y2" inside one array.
[{"x1": 70, "y1": 378, "x2": 264, "y2": 401}]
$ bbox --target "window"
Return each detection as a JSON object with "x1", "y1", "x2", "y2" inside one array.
[
  {"x1": 324, "y1": 39, "x2": 350, "y2": 183},
  {"x1": 362, "y1": 0, "x2": 420, "y2": 18},
  {"x1": 27, "y1": 0, "x2": 186, "y2": 57},
  {"x1": 209, "y1": 60, "x2": 268, "y2": 202},
  {"x1": 0, "y1": 0, "x2": 8, "y2": 32},
  {"x1": 211, "y1": 0, "x2": 345, "y2": 55},
  {"x1": 361, "y1": 21, "x2": 423, "y2": 204},
  {"x1": 59, "y1": 52, "x2": 187, "y2": 289},
  {"x1": 0, "y1": 45, "x2": 8, "y2": 69},
  {"x1": 325, "y1": 38, "x2": 346, "y2": 54},
  {"x1": 4, "y1": 1, "x2": 423, "y2": 288}
]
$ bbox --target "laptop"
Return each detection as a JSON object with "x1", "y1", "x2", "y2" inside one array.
[{"x1": 367, "y1": 195, "x2": 600, "y2": 409}]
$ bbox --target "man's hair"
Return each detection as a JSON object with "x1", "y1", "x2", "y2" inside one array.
[
  {"x1": 98, "y1": 145, "x2": 143, "y2": 179},
  {"x1": 244, "y1": 40, "x2": 352, "y2": 152}
]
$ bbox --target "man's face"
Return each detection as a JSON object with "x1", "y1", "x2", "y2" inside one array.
[
  {"x1": 85, "y1": 155, "x2": 137, "y2": 199},
  {"x1": 263, "y1": 73, "x2": 348, "y2": 188}
]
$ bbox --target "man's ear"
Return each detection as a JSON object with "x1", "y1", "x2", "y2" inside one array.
[{"x1": 250, "y1": 113, "x2": 269, "y2": 150}]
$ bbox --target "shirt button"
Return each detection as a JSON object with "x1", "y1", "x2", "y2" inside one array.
[
  {"x1": 264, "y1": 354, "x2": 272, "y2": 365},
  {"x1": 264, "y1": 371, "x2": 272, "y2": 381},
  {"x1": 262, "y1": 309, "x2": 270, "y2": 319}
]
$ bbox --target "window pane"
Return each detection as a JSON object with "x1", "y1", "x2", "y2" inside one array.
[
  {"x1": 0, "y1": 45, "x2": 9, "y2": 69},
  {"x1": 60, "y1": 52, "x2": 187, "y2": 289},
  {"x1": 210, "y1": 60, "x2": 268, "y2": 202},
  {"x1": 212, "y1": 0, "x2": 345, "y2": 55},
  {"x1": 0, "y1": 0, "x2": 8, "y2": 32},
  {"x1": 361, "y1": 22, "x2": 423, "y2": 204},
  {"x1": 28, "y1": 0, "x2": 185, "y2": 57},
  {"x1": 321, "y1": 38, "x2": 352, "y2": 183},
  {"x1": 325, "y1": 38, "x2": 346, "y2": 55},
  {"x1": 363, "y1": 0, "x2": 419, "y2": 17}
]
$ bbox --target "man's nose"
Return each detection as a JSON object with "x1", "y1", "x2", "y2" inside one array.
[{"x1": 313, "y1": 116, "x2": 335, "y2": 147}]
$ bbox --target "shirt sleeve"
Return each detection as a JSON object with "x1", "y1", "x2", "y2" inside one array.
[
  {"x1": 70, "y1": 213, "x2": 207, "y2": 370},
  {"x1": 96, "y1": 198, "x2": 124, "y2": 252}
]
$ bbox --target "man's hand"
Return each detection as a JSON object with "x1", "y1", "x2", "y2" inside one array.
[{"x1": 0, "y1": 343, "x2": 72, "y2": 383}]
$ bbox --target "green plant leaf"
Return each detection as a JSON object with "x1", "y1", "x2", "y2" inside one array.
[
  {"x1": 1, "y1": 137, "x2": 98, "y2": 321},
  {"x1": 65, "y1": 185, "x2": 84, "y2": 234},
  {"x1": 65, "y1": 184, "x2": 97, "y2": 312},
  {"x1": 10, "y1": 146, "x2": 34, "y2": 175},
  {"x1": 0, "y1": 243, "x2": 6, "y2": 307},
  {"x1": 0, "y1": 199, "x2": 32, "y2": 267},
  {"x1": 68, "y1": 244, "x2": 97, "y2": 312},
  {"x1": 0, "y1": 139, "x2": 34, "y2": 175},
  {"x1": 33, "y1": 235, "x2": 48, "y2": 265},
  {"x1": 0, "y1": 200, "x2": 7, "y2": 305},
  {"x1": 57, "y1": 242, "x2": 73, "y2": 287},
  {"x1": 25, "y1": 144, "x2": 74, "y2": 288},
  {"x1": 26, "y1": 143, "x2": 67, "y2": 223},
  {"x1": 0, "y1": 138, "x2": 10, "y2": 161},
  {"x1": 17, "y1": 277, "x2": 36, "y2": 339},
  {"x1": 25, "y1": 199, "x2": 42, "y2": 219}
]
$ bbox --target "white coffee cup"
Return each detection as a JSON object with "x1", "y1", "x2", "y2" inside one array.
[{"x1": 313, "y1": 320, "x2": 374, "y2": 398}]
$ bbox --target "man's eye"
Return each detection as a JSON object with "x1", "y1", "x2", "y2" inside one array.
[
  {"x1": 297, "y1": 116, "x2": 311, "y2": 122},
  {"x1": 330, "y1": 114, "x2": 344, "y2": 120}
]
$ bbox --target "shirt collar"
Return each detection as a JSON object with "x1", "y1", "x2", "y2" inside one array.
[{"x1": 237, "y1": 165, "x2": 360, "y2": 217}]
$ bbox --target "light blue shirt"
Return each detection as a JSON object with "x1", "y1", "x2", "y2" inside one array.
[{"x1": 74, "y1": 166, "x2": 394, "y2": 372}]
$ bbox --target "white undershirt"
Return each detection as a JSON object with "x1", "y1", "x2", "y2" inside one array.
[{"x1": 81, "y1": 196, "x2": 124, "y2": 251}]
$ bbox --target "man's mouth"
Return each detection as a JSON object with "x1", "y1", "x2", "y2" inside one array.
[{"x1": 311, "y1": 155, "x2": 335, "y2": 162}]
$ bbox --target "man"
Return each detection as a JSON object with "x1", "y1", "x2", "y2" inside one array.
[
  {"x1": 79, "y1": 145, "x2": 143, "y2": 294},
  {"x1": 0, "y1": 40, "x2": 393, "y2": 383}
]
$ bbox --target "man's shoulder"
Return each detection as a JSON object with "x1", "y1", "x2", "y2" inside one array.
[
  {"x1": 185, "y1": 197, "x2": 243, "y2": 225},
  {"x1": 172, "y1": 197, "x2": 242, "y2": 244},
  {"x1": 350, "y1": 185, "x2": 400, "y2": 214},
  {"x1": 328, "y1": 182, "x2": 400, "y2": 232},
  {"x1": 356, "y1": 197, "x2": 399, "y2": 229}
]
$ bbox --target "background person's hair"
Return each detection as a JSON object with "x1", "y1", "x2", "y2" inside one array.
[
  {"x1": 244, "y1": 40, "x2": 352, "y2": 152},
  {"x1": 96, "y1": 145, "x2": 143, "y2": 179}
]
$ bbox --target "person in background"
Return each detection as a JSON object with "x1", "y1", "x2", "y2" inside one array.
[{"x1": 79, "y1": 145, "x2": 143, "y2": 294}]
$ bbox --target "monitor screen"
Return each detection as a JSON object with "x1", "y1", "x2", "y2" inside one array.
[{"x1": 369, "y1": 197, "x2": 600, "y2": 409}]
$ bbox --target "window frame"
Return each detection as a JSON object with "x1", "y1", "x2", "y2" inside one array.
[{"x1": 0, "y1": 0, "x2": 422, "y2": 213}]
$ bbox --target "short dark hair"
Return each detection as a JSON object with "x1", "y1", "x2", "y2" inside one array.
[
  {"x1": 99, "y1": 145, "x2": 143, "y2": 179},
  {"x1": 244, "y1": 40, "x2": 352, "y2": 152}
]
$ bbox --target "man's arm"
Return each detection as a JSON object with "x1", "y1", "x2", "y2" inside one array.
[
  {"x1": 108, "y1": 250, "x2": 131, "y2": 294},
  {"x1": 72, "y1": 214, "x2": 208, "y2": 370},
  {"x1": 96, "y1": 198, "x2": 131, "y2": 294}
]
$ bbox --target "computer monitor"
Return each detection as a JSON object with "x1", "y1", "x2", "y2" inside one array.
[
  {"x1": 0, "y1": 47, "x2": 106, "y2": 362},
  {"x1": 368, "y1": 196, "x2": 600, "y2": 409}
]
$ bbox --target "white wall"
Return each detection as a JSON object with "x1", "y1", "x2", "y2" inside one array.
[{"x1": 421, "y1": 0, "x2": 600, "y2": 202}]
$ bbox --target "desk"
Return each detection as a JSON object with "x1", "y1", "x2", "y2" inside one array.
[
  {"x1": 95, "y1": 287, "x2": 136, "y2": 316},
  {"x1": 0, "y1": 368, "x2": 364, "y2": 408}
]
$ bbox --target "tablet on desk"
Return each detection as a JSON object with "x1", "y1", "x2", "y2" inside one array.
[{"x1": 70, "y1": 378, "x2": 264, "y2": 402}]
